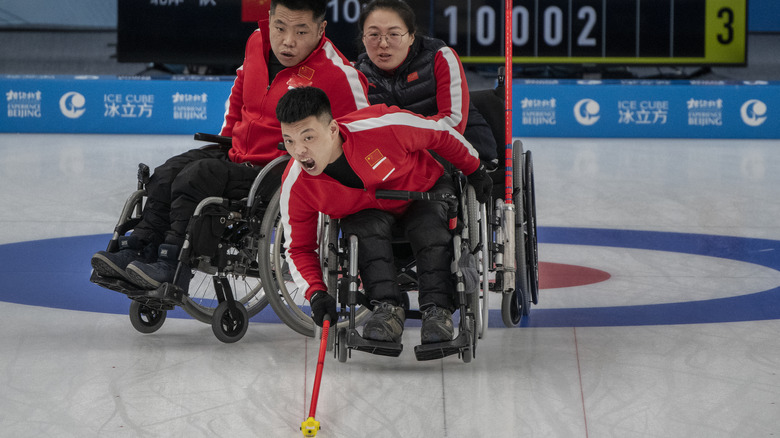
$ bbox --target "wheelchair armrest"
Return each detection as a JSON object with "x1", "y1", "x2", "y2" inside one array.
[
  {"x1": 375, "y1": 190, "x2": 455, "y2": 202},
  {"x1": 137, "y1": 163, "x2": 150, "y2": 188},
  {"x1": 246, "y1": 155, "x2": 291, "y2": 209},
  {"x1": 194, "y1": 132, "x2": 232, "y2": 146}
]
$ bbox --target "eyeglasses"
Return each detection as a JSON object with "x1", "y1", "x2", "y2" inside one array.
[{"x1": 363, "y1": 31, "x2": 409, "y2": 46}]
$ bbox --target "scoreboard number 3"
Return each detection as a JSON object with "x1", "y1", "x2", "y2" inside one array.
[{"x1": 716, "y1": 7, "x2": 734, "y2": 45}]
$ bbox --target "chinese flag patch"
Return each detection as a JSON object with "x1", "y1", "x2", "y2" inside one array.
[
  {"x1": 365, "y1": 149, "x2": 396, "y2": 181},
  {"x1": 298, "y1": 65, "x2": 315, "y2": 81},
  {"x1": 407, "y1": 71, "x2": 419, "y2": 82}
]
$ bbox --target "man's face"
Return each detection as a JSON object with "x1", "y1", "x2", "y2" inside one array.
[
  {"x1": 281, "y1": 114, "x2": 339, "y2": 176},
  {"x1": 269, "y1": 5, "x2": 326, "y2": 67}
]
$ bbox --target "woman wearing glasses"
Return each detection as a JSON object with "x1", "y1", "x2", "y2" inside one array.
[{"x1": 353, "y1": 0, "x2": 498, "y2": 164}]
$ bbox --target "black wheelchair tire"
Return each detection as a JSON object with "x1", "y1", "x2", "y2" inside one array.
[
  {"x1": 211, "y1": 301, "x2": 249, "y2": 343},
  {"x1": 337, "y1": 328, "x2": 348, "y2": 363},
  {"x1": 129, "y1": 300, "x2": 167, "y2": 334},
  {"x1": 502, "y1": 141, "x2": 533, "y2": 327},
  {"x1": 524, "y1": 150, "x2": 540, "y2": 305}
]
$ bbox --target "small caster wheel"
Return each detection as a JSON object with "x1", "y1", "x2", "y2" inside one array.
[
  {"x1": 337, "y1": 328, "x2": 348, "y2": 363},
  {"x1": 502, "y1": 287, "x2": 530, "y2": 327},
  {"x1": 212, "y1": 301, "x2": 249, "y2": 343},
  {"x1": 129, "y1": 300, "x2": 167, "y2": 334},
  {"x1": 461, "y1": 317, "x2": 473, "y2": 364},
  {"x1": 461, "y1": 347, "x2": 472, "y2": 363}
]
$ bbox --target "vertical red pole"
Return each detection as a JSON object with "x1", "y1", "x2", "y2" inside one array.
[{"x1": 504, "y1": 0, "x2": 514, "y2": 204}]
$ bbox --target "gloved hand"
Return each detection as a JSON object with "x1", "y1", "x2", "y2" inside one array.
[
  {"x1": 467, "y1": 164, "x2": 492, "y2": 204},
  {"x1": 309, "y1": 290, "x2": 337, "y2": 327}
]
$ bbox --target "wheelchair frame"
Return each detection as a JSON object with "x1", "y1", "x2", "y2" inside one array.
[
  {"x1": 258, "y1": 140, "x2": 538, "y2": 361},
  {"x1": 89, "y1": 134, "x2": 290, "y2": 343},
  {"x1": 333, "y1": 175, "x2": 482, "y2": 363}
]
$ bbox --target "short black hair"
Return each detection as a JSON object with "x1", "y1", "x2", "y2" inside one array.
[
  {"x1": 358, "y1": 0, "x2": 416, "y2": 35},
  {"x1": 271, "y1": 0, "x2": 327, "y2": 22},
  {"x1": 276, "y1": 86, "x2": 333, "y2": 124}
]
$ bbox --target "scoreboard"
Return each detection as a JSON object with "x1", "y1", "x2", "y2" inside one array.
[
  {"x1": 117, "y1": 0, "x2": 747, "y2": 67},
  {"x1": 451, "y1": 0, "x2": 748, "y2": 64},
  {"x1": 326, "y1": 0, "x2": 748, "y2": 65}
]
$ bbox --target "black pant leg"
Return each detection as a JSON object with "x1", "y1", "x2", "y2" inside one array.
[
  {"x1": 339, "y1": 209, "x2": 401, "y2": 305},
  {"x1": 402, "y1": 174, "x2": 456, "y2": 311},
  {"x1": 132, "y1": 147, "x2": 225, "y2": 247},
  {"x1": 167, "y1": 158, "x2": 259, "y2": 245}
]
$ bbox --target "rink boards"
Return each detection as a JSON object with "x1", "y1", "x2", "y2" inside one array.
[{"x1": 1, "y1": 74, "x2": 778, "y2": 139}]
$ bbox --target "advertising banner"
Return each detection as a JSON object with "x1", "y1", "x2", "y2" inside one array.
[
  {"x1": 1, "y1": 75, "x2": 233, "y2": 135},
  {"x1": 513, "y1": 79, "x2": 778, "y2": 139},
  {"x1": 2, "y1": 75, "x2": 777, "y2": 139}
]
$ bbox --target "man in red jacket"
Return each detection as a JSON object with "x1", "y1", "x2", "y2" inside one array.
[
  {"x1": 91, "y1": 0, "x2": 369, "y2": 294},
  {"x1": 276, "y1": 86, "x2": 492, "y2": 346}
]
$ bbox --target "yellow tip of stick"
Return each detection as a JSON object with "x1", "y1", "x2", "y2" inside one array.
[{"x1": 301, "y1": 417, "x2": 320, "y2": 437}]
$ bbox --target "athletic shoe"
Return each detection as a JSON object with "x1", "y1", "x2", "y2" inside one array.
[
  {"x1": 126, "y1": 244, "x2": 180, "y2": 289},
  {"x1": 91, "y1": 235, "x2": 147, "y2": 281},
  {"x1": 362, "y1": 301, "x2": 405, "y2": 343},
  {"x1": 420, "y1": 304, "x2": 454, "y2": 344}
]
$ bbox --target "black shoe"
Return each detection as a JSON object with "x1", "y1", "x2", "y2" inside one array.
[
  {"x1": 420, "y1": 304, "x2": 454, "y2": 344},
  {"x1": 126, "y1": 244, "x2": 180, "y2": 289},
  {"x1": 91, "y1": 236, "x2": 146, "y2": 281},
  {"x1": 362, "y1": 301, "x2": 405, "y2": 343}
]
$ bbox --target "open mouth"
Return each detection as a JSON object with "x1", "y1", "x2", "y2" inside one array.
[{"x1": 300, "y1": 158, "x2": 316, "y2": 171}]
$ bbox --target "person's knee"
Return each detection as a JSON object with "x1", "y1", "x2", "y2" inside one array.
[
  {"x1": 341, "y1": 209, "x2": 394, "y2": 239},
  {"x1": 171, "y1": 158, "x2": 228, "y2": 197},
  {"x1": 405, "y1": 204, "x2": 448, "y2": 240}
]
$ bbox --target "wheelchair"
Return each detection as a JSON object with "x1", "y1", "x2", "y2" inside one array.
[
  {"x1": 258, "y1": 138, "x2": 538, "y2": 362},
  {"x1": 470, "y1": 69, "x2": 540, "y2": 326},
  {"x1": 258, "y1": 65, "x2": 538, "y2": 355},
  {"x1": 90, "y1": 133, "x2": 290, "y2": 343}
]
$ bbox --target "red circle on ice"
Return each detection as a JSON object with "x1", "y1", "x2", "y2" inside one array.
[{"x1": 538, "y1": 262, "x2": 611, "y2": 289}]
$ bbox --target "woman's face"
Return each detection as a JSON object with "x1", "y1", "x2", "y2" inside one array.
[{"x1": 361, "y1": 9, "x2": 414, "y2": 72}]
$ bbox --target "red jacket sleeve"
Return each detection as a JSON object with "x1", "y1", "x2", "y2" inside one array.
[
  {"x1": 377, "y1": 109, "x2": 480, "y2": 175},
  {"x1": 221, "y1": 26, "x2": 263, "y2": 137},
  {"x1": 431, "y1": 47, "x2": 470, "y2": 134},
  {"x1": 220, "y1": 63, "x2": 244, "y2": 137},
  {"x1": 280, "y1": 163, "x2": 328, "y2": 301},
  {"x1": 318, "y1": 40, "x2": 370, "y2": 117},
  {"x1": 415, "y1": 124, "x2": 480, "y2": 175}
]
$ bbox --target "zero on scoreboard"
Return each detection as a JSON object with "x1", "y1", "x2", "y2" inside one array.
[
  {"x1": 323, "y1": 0, "x2": 746, "y2": 65},
  {"x1": 431, "y1": 0, "x2": 746, "y2": 64}
]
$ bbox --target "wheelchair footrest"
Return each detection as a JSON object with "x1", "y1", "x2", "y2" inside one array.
[
  {"x1": 346, "y1": 329, "x2": 403, "y2": 357},
  {"x1": 413, "y1": 331, "x2": 471, "y2": 361},
  {"x1": 128, "y1": 296, "x2": 176, "y2": 312},
  {"x1": 90, "y1": 271, "x2": 149, "y2": 297},
  {"x1": 140, "y1": 283, "x2": 186, "y2": 307}
]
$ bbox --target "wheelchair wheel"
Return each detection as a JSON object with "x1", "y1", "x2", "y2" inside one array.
[
  {"x1": 211, "y1": 301, "x2": 249, "y2": 343},
  {"x1": 462, "y1": 185, "x2": 484, "y2": 338},
  {"x1": 259, "y1": 191, "x2": 318, "y2": 336},
  {"x1": 524, "y1": 149, "x2": 539, "y2": 305},
  {"x1": 181, "y1": 271, "x2": 267, "y2": 325},
  {"x1": 465, "y1": 185, "x2": 481, "y2": 252},
  {"x1": 129, "y1": 300, "x2": 167, "y2": 334},
  {"x1": 324, "y1": 217, "x2": 372, "y2": 333},
  {"x1": 259, "y1": 192, "x2": 370, "y2": 337},
  {"x1": 460, "y1": 316, "x2": 474, "y2": 364},
  {"x1": 466, "y1": 186, "x2": 490, "y2": 339},
  {"x1": 336, "y1": 328, "x2": 348, "y2": 363},
  {"x1": 502, "y1": 140, "x2": 534, "y2": 327},
  {"x1": 462, "y1": 347, "x2": 472, "y2": 363}
]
